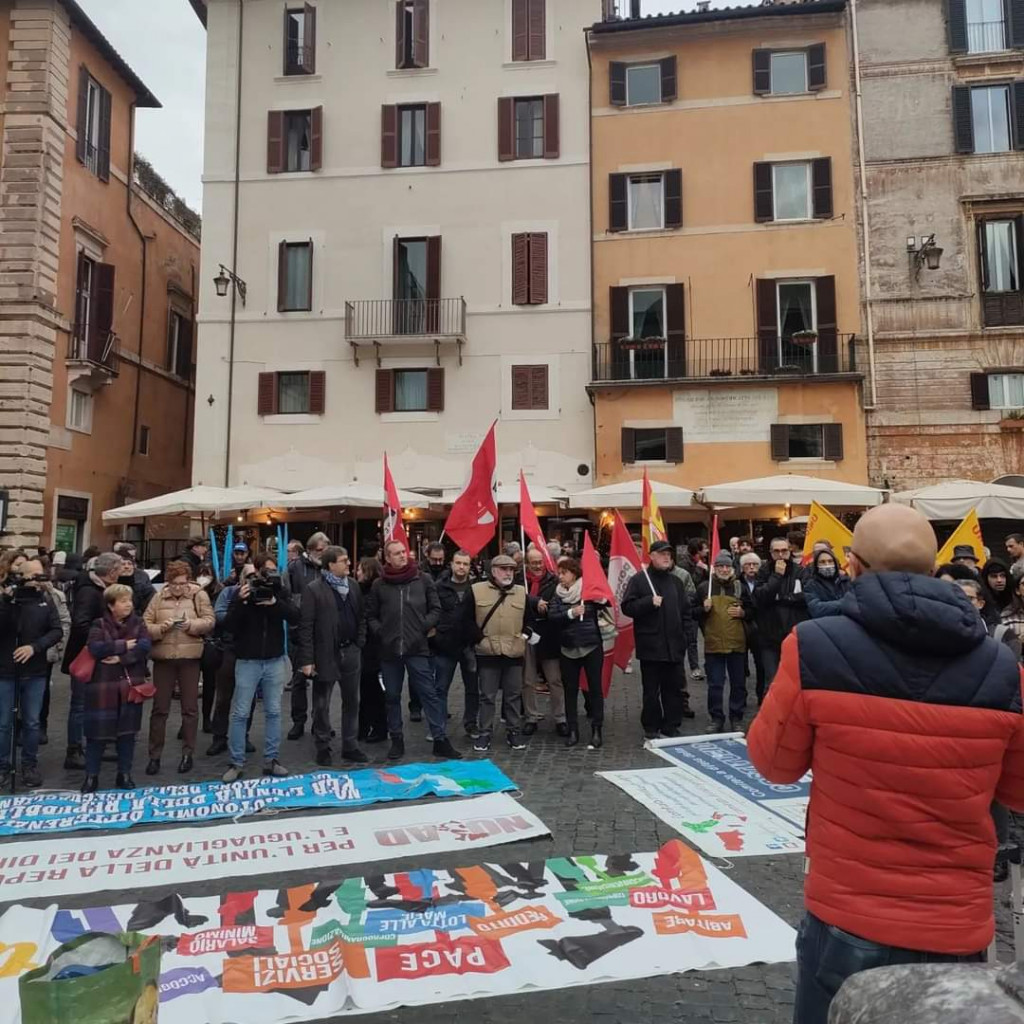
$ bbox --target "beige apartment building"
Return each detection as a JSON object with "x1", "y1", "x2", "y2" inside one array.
[{"x1": 190, "y1": 0, "x2": 596, "y2": 505}]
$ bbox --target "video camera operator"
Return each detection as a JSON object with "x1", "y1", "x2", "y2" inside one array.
[
  {"x1": 222, "y1": 554, "x2": 298, "y2": 782},
  {"x1": 0, "y1": 558, "x2": 62, "y2": 788}
]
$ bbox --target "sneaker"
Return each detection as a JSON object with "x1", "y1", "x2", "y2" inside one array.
[
  {"x1": 473, "y1": 735, "x2": 492, "y2": 753},
  {"x1": 691, "y1": 669, "x2": 705, "y2": 681},
  {"x1": 464, "y1": 723, "x2": 481, "y2": 739},
  {"x1": 263, "y1": 760, "x2": 289, "y2": 777},
  {"x1": 506, "y1": 732, "x2": 527, "y2": 751},
  {"x1": 316, "y1": 749, "x2": 332, "y2": 767},
  {"x1": 222, "y1": 765, "x2": 244, "y2": 783},
  {"x1": 432, "y1": 737, "x2": 463, "y2": 760},
  {"x1": 343, "y1": 748, "x2": 370, "y2": 764},
  {"x1": 424, "y1": 733, "x2": 434, "y2": 743},
  {"x1": 21, "y1": 767, "x2": 42, "y2": 789}
]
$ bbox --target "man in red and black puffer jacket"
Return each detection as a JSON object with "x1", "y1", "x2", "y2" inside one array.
[{"x1": 748, "y1": 503, "x2": 1024, "y2": 1024}]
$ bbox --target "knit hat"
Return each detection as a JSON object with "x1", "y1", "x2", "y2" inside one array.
[{"x1": 713, "y1": 550, "x2": 734, "y2": 567}]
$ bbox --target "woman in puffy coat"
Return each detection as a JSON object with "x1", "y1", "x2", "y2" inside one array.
[
  {"x1": 804, "y1": 548, "x2": 851, "y2": 619},
  {"x1": 143, "y1": 560, "x2": 214, "y2": 776},
  {"x1": 547, "y1": 557, "x2": 607, "y2": 750}
]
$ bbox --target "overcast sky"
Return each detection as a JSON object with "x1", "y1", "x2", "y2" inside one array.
[{"x1": 72, "y1": 0, "x2": 753, "y2": 217}]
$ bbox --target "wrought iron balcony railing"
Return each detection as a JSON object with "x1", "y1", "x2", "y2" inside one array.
[
  {"x1": 68, "y1": 325, "x2": 120, "y2": 376},
  {"x1": 344, "y1": 298, "x2": 467, "y2": 342}
]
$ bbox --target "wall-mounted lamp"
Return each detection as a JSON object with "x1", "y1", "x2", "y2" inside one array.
[
  {"x1": 213, "y1": 264, "x2": 247, "y2": 306},
  {"x1": 907, "y1": 235, "x2": 944, "y2": 275}
]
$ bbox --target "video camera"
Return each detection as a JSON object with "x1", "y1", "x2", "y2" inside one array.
[
  {"x1": 3, "y1": 573, "x2": 45, "y2": 604},
  {"x1": 249, "y1": 568, "x2": 282, "y2": 603}
]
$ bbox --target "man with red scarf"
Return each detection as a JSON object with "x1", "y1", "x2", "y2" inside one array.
[{"x1": 366, "y1": 540, "x2": 461, "y2": 762}]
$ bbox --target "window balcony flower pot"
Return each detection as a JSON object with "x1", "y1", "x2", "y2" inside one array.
[
  {"x1": 790, "y1": 330, "x2": 818, "y2": 347},
  {"x1": 621, "y1": 338, "x2": 666, "y2": 352},
  {"x1": 709, "y1": 368, "x2": 733, "y2": 377}
]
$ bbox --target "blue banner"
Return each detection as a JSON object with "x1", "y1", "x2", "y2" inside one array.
[{"x1": 0, "y1": 761, "x2": 516, "y2": 837}]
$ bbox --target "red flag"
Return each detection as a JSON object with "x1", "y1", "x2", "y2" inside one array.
[
  {"x1": 443, "y1": 422, "x2": 498, "y2": 557},
  {"x1": 581, "y1": 532, "x2": 615, "y2": 605},
  {"x1": 383, "y1": 454, "x2": 410, "y2": 552},
  {"x1": 520, "y1": 473, "x2": 557, "y2": 573},
  {"x1": 608, "y1": 511, "x2": 640, "y2": 670}
]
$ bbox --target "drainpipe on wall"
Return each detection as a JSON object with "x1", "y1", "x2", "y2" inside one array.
[
  {"x1": 127, "y1": 102, "x2": 148, "y2": 484},
  {"x1": 224, "y1": 0, "x2": 245, "y2": 486},
  {"x1": 850, "y1": 0, "x2": 879, "y2": 409},
  {"x1": 585, "y1": 26, "x2": 599, "y2": 482}
]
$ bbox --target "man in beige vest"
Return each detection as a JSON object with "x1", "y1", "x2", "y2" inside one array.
[{"x1": 465, "y1": 554, "x2": 531, "y2": 753}]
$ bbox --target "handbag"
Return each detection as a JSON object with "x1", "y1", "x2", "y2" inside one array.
[
  {"x1": 124, "y1": 666, "x2": 155, "y2": 705},
  {"x1": 68, "y1": 646, "x2": 96, "y2": 684}
]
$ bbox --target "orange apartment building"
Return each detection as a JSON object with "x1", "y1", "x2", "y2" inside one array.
[
  {"x1": 587, "y1": 0, "x2": 867, "y2": 493},
  {"x1": 0, "y1": 0, "x2": 198, "y2": 553}
]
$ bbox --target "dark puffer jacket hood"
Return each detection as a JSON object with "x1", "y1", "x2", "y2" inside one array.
[{"x1": 840, "y1": 571, "x2": 987, "y2": 658}]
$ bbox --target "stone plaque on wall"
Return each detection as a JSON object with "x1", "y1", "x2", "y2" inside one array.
[
  {"x1": 673, "y1": 388, "x2": 778, "y2": 444},
  {"x1": 445, "y1": 432, "x2": 486, "y2": 455}
]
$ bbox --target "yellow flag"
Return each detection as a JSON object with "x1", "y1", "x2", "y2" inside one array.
[
  {"x1": 801, "y1": 501, "x2": 854, "y2": 571},
  {"x1": 935, "y1": 508, "x2": 986, "y2": 568}
]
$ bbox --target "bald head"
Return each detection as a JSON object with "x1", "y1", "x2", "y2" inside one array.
[{"x1": 849, "y1": 504, "x2": 937, "y2": 577}]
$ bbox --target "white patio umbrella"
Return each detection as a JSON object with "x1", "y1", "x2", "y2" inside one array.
[
  {"x1": 283, "y1": 482, "x2": 430, "y2": 510},
  {"x1": 697, "y1": 474, "x2": 885, "y2": 508},
  {"x1": 103, "y1": 485, "x2": 289, "y2": 521},
  {"x1": 890, "y1": 479, "x2": 1024, "y2": 519},
  {"x1": 569, "y1": 479, "x2": 696, "y2": 509}
]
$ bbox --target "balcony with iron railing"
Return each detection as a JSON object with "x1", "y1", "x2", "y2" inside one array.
[
  {"x1": 68, "y1": 324, "x2": 120, "y2": 382},
  {"x1": 591, "y1": 334, "x2": 859, "y2": 385},
  {"x1": 345, "y1": 298, "x2": 467, "y2": 363}
]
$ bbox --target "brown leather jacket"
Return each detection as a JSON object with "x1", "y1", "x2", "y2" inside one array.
[{"x1": 144, "y1": 584, "x2": 214, "y2": 660}]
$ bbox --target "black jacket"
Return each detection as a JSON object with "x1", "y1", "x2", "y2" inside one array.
[
  {"x1": 296, "y1": 577, "x2": 366, "y2": 680},
  {"x1": 224, "y1": 591, "x2": 299, "y2": 661},
  {"x1": 366, "y1": 571, "x2": 440, "y2": 660},
  {"x1": 525, "y1": 571, "x2": 561, "y2": 659},
  {"x1": 431, "y1": 571, "x2": 477, "y2": 657},
  {"x1": 622, "y1": 567, "x2": 693, "y2": 663},
  {"x1": 753, "y1": 559, "x2": 809, "y2": 649},
  {"x1": 287, "y1": 555, "x2": 321, "y2": 602},
  {"x1": 0, "y1": 588, "x2": 62, "y2": 677},
  {"x1": 804, "y1": 571, "x2": 851, "y2": 620},
  {"x1": 548, "y1": 594, "x2": 604, "y2": 652},
  {"x1": 358, "y1": 579, "x2": 382, "y2": 674},
  {"x1": 120, "y1": 568, "x2": 155, "y2": 616},
  {"x1": 62, "y1": 574, "x2": 106, "y2": 672}
]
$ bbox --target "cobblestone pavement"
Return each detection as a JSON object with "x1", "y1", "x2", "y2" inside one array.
[{"x1": 5, "y1": 662, "x2": 1018, "y2": 1023}]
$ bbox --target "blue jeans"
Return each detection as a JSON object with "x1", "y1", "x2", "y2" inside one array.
[
  {"x1": 794, "y1": 912, "x2": 984, "y2": 1024},
  {"x1": 67, "y1": 678, "x2": 85, "y2": 749},
  {"x1": 230, "y1": 656, "x2": 287, "y2": 767},
  {"x1": 705, "y1": 652, "x2": 747, "y2": 723},
  {"x1": 381, "y1": 656, "x2": 447, "y2": 740},
  {"x1": 433, "y1": 649, "x2": 479, "y2": 729},
  {"x1": 0, "y1": 675, "x2": 45, "y2": 771}
]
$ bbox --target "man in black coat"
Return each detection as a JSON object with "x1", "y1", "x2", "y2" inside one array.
[
  {"x1": 113, "y1": 543, "x2": 155, "y2": 614},
  {"x1": 0, "y1": 558, "x2": 62, "y2": 788},
  {"x1": 522, "y1": 546, "x2": 566, "y2": 737},
  {"x1": 753, "y1": 535, "x2": 809, "y2": 691},
  {"x1": 622, "y1": 540, "x2": 694, "y2": 739},
  {"x1": 430, "y1": 550, "x2": 481, "y2": 738},
  {"x1": 296, "y1": 546, "x2": 367, "y2": 766},
  {"x1": 287, "y1": 531, "x2": 329, "y2": 739}
]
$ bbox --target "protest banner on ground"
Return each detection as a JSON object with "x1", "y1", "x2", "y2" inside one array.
[
  {"x1": 0, "y1": 761, "x2": 514, "y2": 837},
  {"x1": 599, "y1": 735, "x2": 811, "y2": 858},
  {"x1": 0, "y1": 839, "x2": 795, "y2": 1023},
  {"x1": 0, "y1": 793, "x2": 549, "y2": 902}
]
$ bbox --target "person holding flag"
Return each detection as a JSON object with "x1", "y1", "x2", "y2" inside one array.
[{"x1": 522, "y1": 545, "x2": 566, "y2": 738}]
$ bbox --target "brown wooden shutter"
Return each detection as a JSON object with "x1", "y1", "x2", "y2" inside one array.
[
  {"x1": 512, "y1": 233, "x2": 529, "y2": 305},
  {"x1": 529, "y1": 232, "x2": 548, "y2": 304},
  {"x1": 258, "y1": 372, "x2": 278, "y2": 415},
  {"x1": 267, "y1": 110, "x2": 285, "y2": 173},
  {"x1": 75, "y1": 252, "x2": 89, "y2": 336},
  {"x1": 94, "y1": 263, "x2": 115, "y2": 338},
  {"x1": 426, "y1": 236, "x2": 441, "y2": 299},
  {"x1": 413, "y1": 0, "x2": 429, "y2": 68},
  {"x1": 666, "y1": 282, "x2": 685, "y2": 377},
  {"x1": 528, "y1": 0, "x2": 546, "y2": 60},
  {"x1": 283, "y1": 5, "x2": 292, "y2": 73},
  {"x1": 822, "y1": 423, "x2": 844, "y2": 461},
  {"x1": 608, "y1": 173, "x2": 628, "y2": 232},
  {"x1": 754, "y1": 162, "x2": 774, "y2": 222},
  {"x1": 381, "y1": 105, "x2": 398, "y2": 168},
  {"x1": 621, "y1": 428, "x2": 637, "y2": 464},
  {"x1": 1011, "y1": 0, "x2": 1024, "y2": 48},
  {"x1": 660, "y1": 56, "x2": 677, "y2": 102},
  {"x1": 665, "y1": 427, "x2": 684, "y2": 464},
  {"x1": 609, "y1": 62, "x2": 627, "y2": 106},
  {"x1": 302, "y1": 3, "x2": 317, "y2": 73},
  {"x1": 953, "y1": 86, "x2": 974, "y2": 153},
  {"x1": 308, "y1": 370, "x2": 326, "y2": 414},
  {"x1": 426, "y1": 367, "x2": 445, "y2": 411},
  {"x1": 395, "y1": 0, "x2": 406, "y2": 67},
  {"x1": 303, "y1": 239, "x2": 314, "y2": 310},
  {"x1": 664, "y1": 169, "x2": 682, "y2": 229},
  {"x1": 375, "y1": 369, "x2": 395, "y2": 413},
  {"x1": 310, "y1": 106, "x2": 323, "y2": 170},
  {"x1": 76, "y1": 66, "x2": 89, "y2": 164},
  {"x1": 812, "y1": 158, "x2": 833, "y2": 219},
  {"x1": 543, "y1": 94, "x2": 559, "y2": 159},
  {"x1": 530, "y1": 364, "x2": 548, "y2": 408},
  {"x1": 512, "y1": 366, "x2": 531, "y2": 409},
  {"x1": 947, "y1": 0, "x2": 968, "y2": 52},
  {"x1": 807, "y1": 44, "x2": 826, "y2": 91},
  {"x1": 497, "y1": 97, "x2": 515, "y2": 161},
  {"x1": 756, "y1": 278, "x2": 777, "y2": 370},
  {"x1": 426, "y1": 102, "x2": 441, "y2": 165},
  {"x1": 277, "y1": 240, "x2": 289, "y2": 312},
  {"x1": 610, "y1": 286, "x2": 629, "y2": 342},
  {"x1": 770, "y1": 424, "x2": 790, "y2": 461},
  {"x1": 970, "y1": 372, "x2": 991, "y2": 409},
  {"x1": 752, "y1": 49, "x2": 771, "y2": 95},
  {"x1": 1013, "y1": 82, "x2": 1024, "y2": 149},
  {"x1": 512, "y1": 0, "x2": 529, "y2": 60},
  {"x1": 816, "y1": 276, "x2": 839, "y2": 374},
  {"x1": 97, "y1": 86, "x2": 111, "y2": 182}
]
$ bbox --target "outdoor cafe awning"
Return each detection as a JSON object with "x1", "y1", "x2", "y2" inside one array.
[
  {"x1": 697, "y1": 474, "x2": 886, "y2": 508},
  {"x1": 102, "y1": 486, "x2": 289, "y2": 522},
  {"x1": 283, "y1": 483, "x2": 429, "y2": 510},
  {"x1": 569, "y1": 479, "x2": 696, "y2": 510},
  {"x1": 890, "y1": 478, "x2": 1024, "y2": 519}
]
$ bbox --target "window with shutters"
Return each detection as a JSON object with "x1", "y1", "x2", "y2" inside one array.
[
  {"x1": 138, "y1": 425, "x2": 151, "y2": 456},
  {"x1": 398, "y1": 105, "x2": 426, "y2": 167},
  {"x1": 284, "y1": 5, "x2": 316, "y2": 75},
  {"x1": 621, "y1": 288, "x2": 667, "y2": 380},
  {"x1": 395, "y1": 370, "x2": 429, "y2": 411},
  {"x1": 511, "y1": 232, "x2": 548, "y2": 305},
  {"x1": 788, "y1": 424, "x2": 825, "y2": 459},
  {"x1": 278, "y1": 372, "x2": 312, "y2": 413},
  {"x1": 499, "y1": 95, "x2": 558, "y2": 161},
  {"x1": 770, "y1": 52, "x2": 807, "y2": 94},
  {"x1": 375, "y1": 367, "x2": 443, "y2": 413},
  {"x1": 67, "y1": 387, "x2": 93, "y2": 434},
  {"x1": 166, "y1": 308, "x2": 193, "y2": 379},
  {"x1": 628, "y1": 174, "x2": 664, "y2": 230},
  {"x1": 511, "y1": 0, "x2": 545, "y2": 61},
  {"x1": 285, "y1": 110, "x2": 313, "y2": 171},
  {"x1": 396, "y1": 0, "x2": 429, "y2": 69},
  {"x1": 778, "y1": 281, "x2": 818, "y2": 369},
  {"x1": 979, "y1": 217, "x2": 1024, "y2": 326},
  {"x1": 626, "y1": 65, "x2": 662, "y2": 105},
  {"x1": 72, "y1": 253, "x2": 116, "y2": 362},
  {"x1": 76, "y1": 69, "x2": 111, "y2": 181},
  {"x1": 514, "y1": 98, "x2": 544, "y2": 159},
  {"x1": 755, "y1": 159, "x2": 832, "y2": 222},
  {"x1": 772, "y1": 163, "x2": 812, "y2": 221},
  {"x1": 511, "y1": 365, "x2": 549, "y2": 410},
  {"x1": 989, "y1": 372, "x2": 1024, "y2": 407},
  {"x1": 257, "y1": 370, "x2": 326, "y2": 416},
  {"x1": 967, "y1": 0, "x2": 1008, "y2": 52},
  {"x1": 771, "y1": 423, "x2": 843, "y2": 461},
  {"x1": 634, "y1": 429, "x2": 668, "y2": 462},
  {"x1": 752, "y1": 46, "x2": 825, "y2": 96},
  {"x1": 974, "y1": 85, "x2": 1012, "y2": 152},
  {"x1": 278, "y1": 241, "x2": 313, "y2": 312}
]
